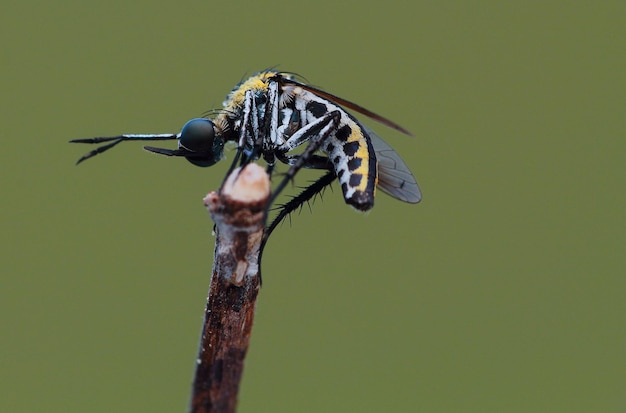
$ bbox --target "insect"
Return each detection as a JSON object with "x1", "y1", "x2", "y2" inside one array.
[{"x1": 71, "y1": 70, "x2": 422, "y2": 265}]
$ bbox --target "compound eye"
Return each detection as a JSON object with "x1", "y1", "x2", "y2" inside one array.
[
  {"x1": 179, "y1": 118, "x2": 216, "y2": 153},
  {"x1": 179, "y1": 118, "x2": 224, "y2": 167}
]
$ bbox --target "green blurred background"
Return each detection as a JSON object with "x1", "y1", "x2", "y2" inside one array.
[{"x1": 1, "y1": 1, "x2": 624, "y2": 412}]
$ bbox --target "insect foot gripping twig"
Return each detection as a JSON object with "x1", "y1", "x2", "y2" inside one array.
[{"x1": 191, "y1": 163, "x2": 270, "y2": 413}]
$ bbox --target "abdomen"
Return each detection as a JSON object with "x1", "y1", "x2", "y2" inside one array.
[{"x1": 322, "y1": 119, "x2": 378, "y2": 211}]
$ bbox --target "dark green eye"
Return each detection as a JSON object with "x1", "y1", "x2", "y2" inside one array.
[
  {"x1": 179, "y1": 118, "x2": 224, "y2": 167},
  {"x1": 180, "y1": 118, "x2": 215, "y2": 152}
]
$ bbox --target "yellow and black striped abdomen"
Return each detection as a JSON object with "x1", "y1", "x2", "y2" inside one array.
[
  {"x1": 290, "y1": 89, "x2": 379, "y2": 211},
  {"x1": 322, "y1": 118, "x2": 378, "y2": 211}
]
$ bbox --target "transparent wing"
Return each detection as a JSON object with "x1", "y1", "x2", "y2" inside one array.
[{"x1": 364, "y1": 125, "x2": 422, "y2": 203}]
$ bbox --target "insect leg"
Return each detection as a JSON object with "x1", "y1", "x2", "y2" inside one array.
[
  {"x1": 265, "y1": 170, "x2": 335, "y2": 242},
  {"x1": 220, "y1": 90, "x2": 259, "y2": 191},
  {"x1": 256, "y1": 110, "x2": 340, "y2": 280},
  {"x1": 258, "y1": 170, "x2": 336, "y2": 283},
  {"x1": 269, "y1": 110, "x2": 341, "y2": 206},
  {"x1": 262, "y1": 80, "x2": 280, "y2": 159}
]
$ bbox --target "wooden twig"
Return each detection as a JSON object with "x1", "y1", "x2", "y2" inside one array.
[{"x1": 190, "y1": 163, "x2": 270, "y2": 413}]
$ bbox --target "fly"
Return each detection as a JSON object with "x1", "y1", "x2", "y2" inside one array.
[{"x1": 71, "y1": 70, "x2": 422, "y2": 268}]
